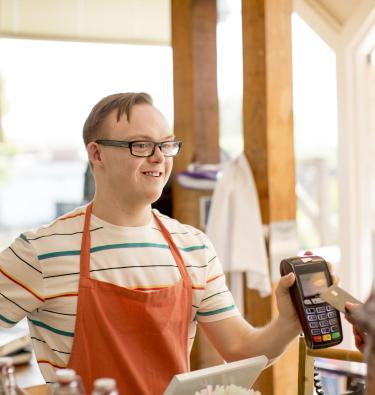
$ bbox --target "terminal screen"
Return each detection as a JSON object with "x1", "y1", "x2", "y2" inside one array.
[{"x1": 299, "y1": 272, "x2": 328, "y2": 297}]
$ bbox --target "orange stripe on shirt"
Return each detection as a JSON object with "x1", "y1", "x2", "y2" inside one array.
[
  {"x1": 45, "y1": 292, "x2": 78, "y2": 300},
  {"x1": 207, "y1": 273, "x2": 224, "y2": 283},
  {"x1": 0, "y1": 267, "x2": 44, "y2": 302},
  {"x1": 132, "y1": 286, "x2": 169, "y2": 291},
  {"x1": 129, "y1": 284, "x2": 206, "y2": 291},
  {"x1": 58, "y1": 212, "x2": 85, "y2": 221},
  {"x1": 128, "y1": 283, "x2": 172, "y2": 291},
  {"x1": 134, "y1": 285, "x2": 206, "y2": 291},
  {"x1": 37, "y1": 359, "x2": 65, "y2": 369}
]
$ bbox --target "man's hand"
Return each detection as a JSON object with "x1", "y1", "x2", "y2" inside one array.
[
  {"x1": 345, "y1": 302, "x2": 366, "y2": 353},
  {"x1": 275, "y1": 272, "x2": 299, "y2": 327}
]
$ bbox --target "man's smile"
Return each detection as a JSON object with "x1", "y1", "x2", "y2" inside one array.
[{"x1": 142, "y1": 171, "x2": 162, "y2": 177}]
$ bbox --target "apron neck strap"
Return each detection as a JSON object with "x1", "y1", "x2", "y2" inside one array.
[
  {"x1": 80, "y1": 202, "x2": 93, "y2": 278},
  {"x1": 80, "y1": 204, "x2": 191, "y2": 286},
  {"x1": 152, "y1": 213, "x2": 192, "y2": 285}
]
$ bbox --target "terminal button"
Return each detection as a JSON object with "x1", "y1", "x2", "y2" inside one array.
[{"x1": 332, "y1": 332, "x2": 341, "y2": 340}]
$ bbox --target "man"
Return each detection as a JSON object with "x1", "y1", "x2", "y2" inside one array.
[{"x1": 0, "y1": 92, "x2": 307, "y2": 394}]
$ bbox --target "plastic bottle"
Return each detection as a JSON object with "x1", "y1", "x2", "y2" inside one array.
[
  {"x1": 91, "y1": 378, "x2": 118, "y2": 395},
  {"x1": 53, "y1": 369, "x2": 85, "y2": 395},
  {"x1": 0, "y1": 357, "x2": 17, "y2": 395}
]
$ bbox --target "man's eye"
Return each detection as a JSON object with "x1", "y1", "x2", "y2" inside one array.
[
  {"x1": 163, "y1": 142, "x2": 177, "y2": 148},
  {"x1": 133, "y1": 142, "x2": 151, "y2": 149}
]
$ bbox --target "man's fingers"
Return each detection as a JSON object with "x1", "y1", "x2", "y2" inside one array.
[
  {"x1": 277, "y1": 273, "x2": 295, "y2": 295},
  {"x1": 326, "y1": 261, "x2": 335, "y2": 276},
  {"x1": 325, "y1": 260, "x2": 340, "y2": 285},
  {"x1": 300, "y1": 253, "x2": 339, "y2": 284}
]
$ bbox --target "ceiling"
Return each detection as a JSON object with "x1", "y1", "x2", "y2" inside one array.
[
  {"x1": 0, "y1": 0, "x2": 171, "y2": 45},
  {"x1": 302, "y1": 0, "x2": 366, "y2": 26},
  {"x1": 0, "y1": 0, "x2": 369, "y2": 45}
]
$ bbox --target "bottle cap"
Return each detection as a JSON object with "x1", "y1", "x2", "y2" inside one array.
[
  {"x1": 56, "y1": 369, "x2": 76, "y2": 383},
  {"x1": 93, "y1": 378, "x2": 116, "y2": 391}
]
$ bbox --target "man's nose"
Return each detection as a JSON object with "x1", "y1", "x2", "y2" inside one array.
[{"x1": 149, "y1": 144, "x2": 165, "y2": 161}]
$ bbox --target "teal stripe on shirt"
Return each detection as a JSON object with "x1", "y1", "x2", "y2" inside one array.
[
  {"x1": 0, "y1": 313, "x2": 17, "y2": 325},
  {"x1": 28, "y1": 318, "x2": 74, "y2": 337},
  {"x1": 19, "y1": 233, "x2": 30, "y2": 244},
  {"x1": 38, "y1": 243, "x2": 208, "y2": 260},
  {"x1": 180, "y1": 245, "x2": 208, "y2": 252},
  {"x1": 38, "y1": 250, "x2": 81, "y2": 260},
  {"x1": 196, "y1": 305, "x2": 235, "y2": 316},
  {"x1": 90, "y1": 242, "x2": 170, "y2": 253}
]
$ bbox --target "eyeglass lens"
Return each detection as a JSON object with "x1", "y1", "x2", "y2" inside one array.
[{"x1": 131, "y1": 141, "x2": 180, "y2": 157}]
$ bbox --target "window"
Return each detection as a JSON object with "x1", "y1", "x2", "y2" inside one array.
[
  {"x1": 217, "y1": 0, "x2": 243, "y2": 159},
  {"x1": 292, "y1": 14, "x2": 339, "y2": 257},
  {"x1": 0, "y1": 39, "x2": 173, "y2": 248}
]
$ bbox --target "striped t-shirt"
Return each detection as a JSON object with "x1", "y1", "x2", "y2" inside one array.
[{"x1": 0, "y1": 205, "x2": 239, "y2": 383}]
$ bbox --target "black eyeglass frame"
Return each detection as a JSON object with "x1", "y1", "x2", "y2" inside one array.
[{"x1": 95, "y1": 139, "x2": 182, "y2": 158}]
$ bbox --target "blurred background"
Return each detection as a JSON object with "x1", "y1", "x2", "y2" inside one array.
[{"x1": 1, "y1": 0, "x2": 375, "y2": 393}]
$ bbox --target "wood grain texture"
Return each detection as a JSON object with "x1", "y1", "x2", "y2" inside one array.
[
  {"x1": 242, "y1": 0, "x2": 296, "y2": 394},
  {"x1": 171, "y1": 0, "x2": 220, "y2": 370}
]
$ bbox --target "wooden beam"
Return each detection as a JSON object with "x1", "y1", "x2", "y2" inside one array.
[
  {"x1": 171, "y1": 0, "x2": 220, "y2": 228},
  {"x1": 171, "y1": 0, "x2": 221, "y2": 370},
  {"x1": 242, "y1": 0, "x2": 297, "y2": 394}
]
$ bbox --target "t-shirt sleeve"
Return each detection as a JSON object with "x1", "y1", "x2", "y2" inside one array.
[
  {"x1": 196, "y1": 235, "x2": 241, "y2": 323},
  {"x1": 0, "y1": 235, "x2": 45, "y2": 327}
]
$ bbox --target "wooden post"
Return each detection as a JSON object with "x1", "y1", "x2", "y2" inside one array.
[
  {"x1": 242, "y1": 0, "x2": 297, "y2": 394},
  {"x1": 171, "y1": 0, "x2": 220, "y2": 227},
  {"x1": 171, "y1": 0, "x2": 222, "y2": 370}
]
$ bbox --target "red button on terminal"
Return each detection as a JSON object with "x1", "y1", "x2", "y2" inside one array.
[{"x1": 313, "y1": 336, "x2": 322, "y2": 342}]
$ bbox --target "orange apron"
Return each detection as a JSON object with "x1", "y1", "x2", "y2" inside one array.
[{"x1": 68, "y1": 203, "x2": 192, "y2": 394}]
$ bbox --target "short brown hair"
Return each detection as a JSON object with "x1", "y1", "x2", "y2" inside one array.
[{"x1": 83, "y1": 92, "x2": 153, "y2": 146}]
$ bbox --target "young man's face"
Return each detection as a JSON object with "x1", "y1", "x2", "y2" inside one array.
[{"x1": 95, "y1": 104, "x2": 174, "y2": 207}]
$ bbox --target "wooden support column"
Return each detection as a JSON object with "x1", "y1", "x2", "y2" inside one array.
[
  {"x1": 242, "y1": 1, "x2": 297, "y2": 394},
  {"x1": 171, "y1": 0, "x2": 221, "y2": 370},
  {"x1": 172, "y1": 0, "x2": 220, "y2": 227}
]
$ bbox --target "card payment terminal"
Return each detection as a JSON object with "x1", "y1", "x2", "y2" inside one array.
[{"x1": 280, "y1": 256, "x2": 343, "y2": 349}]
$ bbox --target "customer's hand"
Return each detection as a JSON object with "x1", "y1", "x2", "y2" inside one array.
[{"x1": 345, "y1": 302, "x2": 366, "y2": 353}]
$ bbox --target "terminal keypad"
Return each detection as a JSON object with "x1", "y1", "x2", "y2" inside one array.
[{"x1": 304, "y1": 299, "x2": 341, "y2": 344}]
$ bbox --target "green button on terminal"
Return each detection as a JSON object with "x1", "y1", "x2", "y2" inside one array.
[{"x1": 332, "y1": 332, "x2": 341, "y2": 339}]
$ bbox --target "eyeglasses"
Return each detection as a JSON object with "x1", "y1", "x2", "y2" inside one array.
[{"x1": 95, "y1": 139, "x2": 182, "y2": 157}]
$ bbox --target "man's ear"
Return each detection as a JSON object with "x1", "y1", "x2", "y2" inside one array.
[{"x1": 87, "y1": 142, "x2": 102, "y2": 164}]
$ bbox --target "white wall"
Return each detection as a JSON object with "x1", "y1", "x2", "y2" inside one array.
[{"x1": 0, "y1": 0, "x2": 170, "y2": 45}]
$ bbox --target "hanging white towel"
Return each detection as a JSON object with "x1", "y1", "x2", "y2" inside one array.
[{"x1": 206, "y1": 153, "x2": 271, "y2": 298}]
